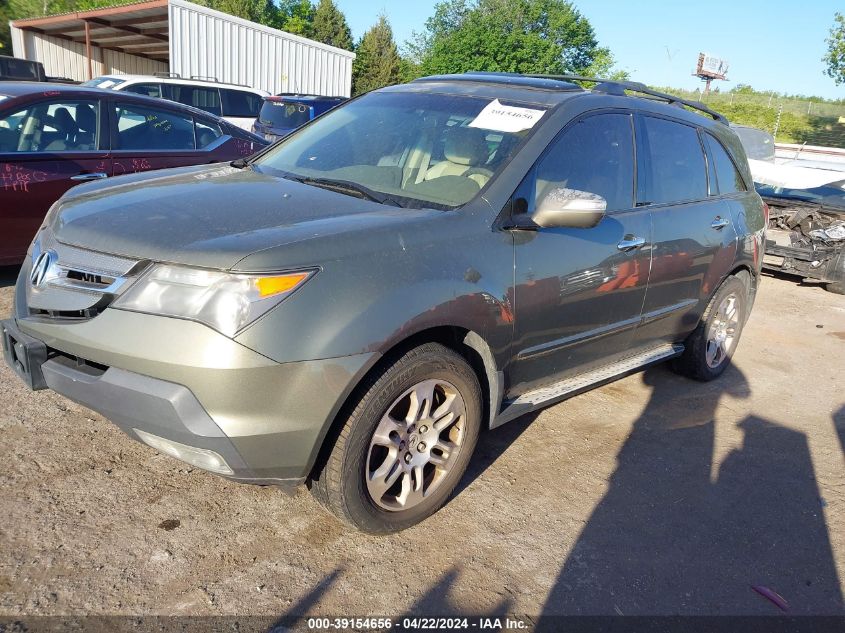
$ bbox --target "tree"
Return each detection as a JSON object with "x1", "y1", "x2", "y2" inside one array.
[
  {"x1": 352, "y1": 14, "x2": 401, "y2": 96},
  {"x1": 191, "y1": 0, "x2": 274, "y2": 26},
  {"x1": 311, "y1": 0, "x2": 351, "y2": 50},
  {"x1": 275, "y1": 0, "x2": 313, "y2": 36},
  {"x1": 823, "y1": 12, "x2": 845, "y2": 85},
  {"x1": 1, "y1": 0, "x2": 12, "y2": 52},
  {"x1": 410, "y1": 0, "x2": 619, "y2": 78}
]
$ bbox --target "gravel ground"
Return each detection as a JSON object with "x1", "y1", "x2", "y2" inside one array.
[{"x1": 1, "y1": 268, "x2": 843, "y2": 620}]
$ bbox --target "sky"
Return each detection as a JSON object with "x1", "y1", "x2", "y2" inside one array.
[{"x1": 335, "y1": 0, "x2": 844, "y2": 100}]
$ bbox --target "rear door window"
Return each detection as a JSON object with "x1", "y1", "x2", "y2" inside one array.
[
  {"x1": 0, "y1": 100, "x2": 101, "y2": 152},
  {"x1": 533, "y1": 112, "x2": 635, "y2": 212},
  {"x1": 114, "y1": 102, "x2": 196, "y2": 150},
  {"x1": 163, "y1": 84, "x2": 222, "y2": 116},
  {"x1": 221, "y1": 89, "x2": 262, "y2": 117},
  {"x1": 639, "y1": 116, "x2": 708, "y2": 205},
  {"x1": 704, "y1": 133, "x2": 747, "y2": 195}
]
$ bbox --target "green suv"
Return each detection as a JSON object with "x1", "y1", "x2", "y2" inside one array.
[{"x1": 2, "y1": 73, "x2": 766, "y2": 533}]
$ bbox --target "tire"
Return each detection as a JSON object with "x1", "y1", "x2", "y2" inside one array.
[
  {"x1": 310, "y1": 343, "x2": 482, "y2": 534},
  {"x1": 672, "y1": 275, "x2": 748, "y2": 382}
]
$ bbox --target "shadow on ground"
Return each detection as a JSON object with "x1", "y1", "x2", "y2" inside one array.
[{"x1": 535, "y1": 365, "x2": 843, "y2": 619}]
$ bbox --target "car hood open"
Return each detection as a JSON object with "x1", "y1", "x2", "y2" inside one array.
[{"x1": 49, "y1": 164, "x2": 432, "y2": 271}]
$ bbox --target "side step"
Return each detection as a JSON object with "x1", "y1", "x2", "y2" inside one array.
[{"x1": 492, "y1": 343, "x2": 684, "y2": 428}]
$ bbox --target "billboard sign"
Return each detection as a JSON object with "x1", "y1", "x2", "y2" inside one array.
[{"x1": 696, "y1": 53, "x2": 729, "y2": 79}]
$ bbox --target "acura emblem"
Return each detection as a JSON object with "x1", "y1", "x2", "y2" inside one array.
[{"x1": 30, "y1": 249, "x2": 58, "y2": 288}]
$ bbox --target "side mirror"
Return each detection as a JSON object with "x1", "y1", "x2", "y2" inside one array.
[{"x1": 533, "y1": 187, "x2": 607, "y2": 229}]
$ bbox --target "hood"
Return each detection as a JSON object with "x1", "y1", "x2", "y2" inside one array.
[{"x1": 51, "y1": 164, "x2": 437, "y2": 271}]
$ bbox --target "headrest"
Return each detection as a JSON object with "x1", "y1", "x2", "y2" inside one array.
[
  {"x1": 76, "y1": 104, "x2": 96, "y2": 132},
  {"x1": 51, "y1": 107, "x2": 77, "y2": 135},
  {"x1": 444, "y1": 127, "x2": 489, "y2": 166}
]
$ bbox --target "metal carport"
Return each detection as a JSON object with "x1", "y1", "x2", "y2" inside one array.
[{"x1": 9, "y1": 0, "x2": 355, "y2": 96}]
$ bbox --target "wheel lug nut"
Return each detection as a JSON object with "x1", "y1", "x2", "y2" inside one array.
[
  {"x1": 417, "y1": 442, "x2": 427, "y2": 452},
  {"x1": 404, "y1": 452, "x2": 412, "y2": 464},
  {"x1": 419, "y1": 425, "x2": 428, "y2": 434}
]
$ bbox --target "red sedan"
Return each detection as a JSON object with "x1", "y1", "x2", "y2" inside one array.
[{"x1": 0, "y1": 82, "x2": 268, "y2": 265}]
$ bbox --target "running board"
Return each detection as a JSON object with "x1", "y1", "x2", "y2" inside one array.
[{"x1": 492, "y1": 343, "x2": 684, "y2": 428}]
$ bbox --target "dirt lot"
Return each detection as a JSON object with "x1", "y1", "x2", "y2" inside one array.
[{"x1": 1, "y1": 268, "x2": 843, "y2": 620}]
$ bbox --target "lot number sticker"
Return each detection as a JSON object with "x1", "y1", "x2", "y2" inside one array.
[{"x1": 469, "y1": 99, "x2": 545, "y2": 133}]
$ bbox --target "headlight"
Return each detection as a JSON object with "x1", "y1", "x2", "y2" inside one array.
[{"x1": 114, "y1": 264, "x2": 314, "y2": 337}]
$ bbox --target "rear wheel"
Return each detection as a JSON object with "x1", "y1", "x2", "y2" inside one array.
[
  {"x1": 310, "y1": 343, "x2": 481, "y2": 533},
  {"x1": 672, "y1": 275, "x2": 748, "y2": 381}
]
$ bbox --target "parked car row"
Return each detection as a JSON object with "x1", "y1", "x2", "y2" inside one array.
[{"x1": 0, "y1": 82, "x2": 268, "y2": 264}]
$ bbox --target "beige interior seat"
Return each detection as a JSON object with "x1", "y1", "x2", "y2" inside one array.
[{"x1": 424, "y1": 127, "x2": 492, "y2": 188}]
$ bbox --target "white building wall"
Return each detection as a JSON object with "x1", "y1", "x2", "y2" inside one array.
[
  {"x1": 168, "y1": 0, "x2": 354, "y2": 97},
  {"x1": 9, "y1": 26, "x2": 167, "y2": 82}
]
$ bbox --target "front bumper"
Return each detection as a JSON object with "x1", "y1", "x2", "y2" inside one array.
[{"x1": 5, "y1": 263, "x2": 375, "y2": 488}]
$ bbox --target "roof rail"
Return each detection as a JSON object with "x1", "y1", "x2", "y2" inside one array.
[
  {"x1": 154, "y1": 72, "x2": 181, "y2": 78},
  {"x1": 525, "y1": 74, "x2": 729, "y2": 124}
]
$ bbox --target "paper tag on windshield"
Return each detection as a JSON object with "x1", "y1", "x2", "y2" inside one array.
[{"x1": 468, "y1": 99, "x2": 545, "y2": 133}]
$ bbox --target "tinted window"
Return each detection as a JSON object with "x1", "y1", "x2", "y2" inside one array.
[
  {"x1": 0, "y1": 100, "x2": 100, "y2": 152},
  {"x1": 259, "y1": 100, "x2": 312, "y2": 128},
  {"x1": 0, "y1": 57, "x2": 42, "y2": 81},
  {"x1": 123, "y1": 83, "x2": 162, "y2": 98},
  {"x1": 114, "y1": 103, "x2": 195, "y2": 150},
  {"x1": 705, "y1": 134, "x2": 746, "y2": 194},
  {"x1": 221, "y1": 89, "x2": 262, "y2": 117},
  {"x1": 195, "y1": 119, "x2": 223, "y2": 148},
  {"x1": 534, "y1": 113, "x2": 635, "y2": 212},
  {"x1": 163, "y1": 84, "x2": 222, "y2": 116},
  {"x1": 640, "y1": 116, "x2": 707, "y2": 204}
]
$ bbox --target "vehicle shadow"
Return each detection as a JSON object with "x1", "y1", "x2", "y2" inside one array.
[
  {"x1": 0, "y1": 265, "x2": 19, "y2": 288},
  {"x1": 834, "y1": 406, "x2": 845, "y2": 465},
  {"x1": 535, "y1": 365, "x2": 843, "y2": 620},
  {"x1": 453, "y1": 411, "x2": 540, "y2": 498}
]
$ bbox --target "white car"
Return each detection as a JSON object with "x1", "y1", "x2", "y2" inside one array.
[{"x1": 83, "y1": 74, "x2": 268, "y2": 131}]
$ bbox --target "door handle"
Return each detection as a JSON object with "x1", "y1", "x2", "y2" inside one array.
[
  {"x1": 70, "y1": 172, "x2": 108, "y2": 181},
  {"x1": 711, "y1": 216, "x2": 730, "y2": 229},
  {"x1": 617, "y1": 236, "x2": 646, "y2": 251}
]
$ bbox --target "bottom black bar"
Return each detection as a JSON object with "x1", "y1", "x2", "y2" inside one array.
[{"x1": 1, "y1": 616, "x2": 845, "y2": 633}]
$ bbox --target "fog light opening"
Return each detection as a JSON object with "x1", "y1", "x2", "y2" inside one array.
[{"x1": 133, "y1": 429, "x2": 234, "y2": 475}]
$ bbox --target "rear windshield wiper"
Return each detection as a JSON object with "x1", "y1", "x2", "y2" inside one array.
[{"x1": 292, "y1": 176, "x2": 404, "y2": 207}]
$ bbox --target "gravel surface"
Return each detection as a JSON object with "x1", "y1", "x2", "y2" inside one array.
[{"x1": 1, "y1": 268, "x2": 843, "y2": 618}]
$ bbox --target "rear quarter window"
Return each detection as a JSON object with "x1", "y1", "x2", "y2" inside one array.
[
  {"x1": 705, "y1": 133, "x2": 747, "y2": 195},
  {"x1": 221, "y1": 89, "x2": 263, "y2": 117}
]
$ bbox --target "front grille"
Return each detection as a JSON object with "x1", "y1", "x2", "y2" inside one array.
[{"x1": 25, "y1": 229, "x2": 146, "y2": 319}]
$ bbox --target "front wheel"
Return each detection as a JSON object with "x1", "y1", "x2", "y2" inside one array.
[
  {"x1": 310, "y1": 343, "x2": 482, "y2": 533},
  {"x1": 672, "y1": 275, "x2": 748, "y2": 381}
]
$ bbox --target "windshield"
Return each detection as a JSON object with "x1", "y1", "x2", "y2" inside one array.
[
  {"x1": 81, "y1": 77, "x2": 125, "y2": 90},
  {"x1": 260, "y1": 100, "x2": 312, "y2": 128},
  {"x1": 253, "y1": 91, "x2": 546, "y2": 209},
  {"x1": 756, "y1": 179, "x2": 845, "y2": 209}
]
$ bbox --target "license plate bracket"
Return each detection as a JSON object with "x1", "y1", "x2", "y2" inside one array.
[{"x1": 1, "y1": 319, "x2": 48, "y2": 390}]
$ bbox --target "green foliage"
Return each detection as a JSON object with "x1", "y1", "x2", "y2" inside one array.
[
  {"x1": 275, "y1": 0, "x2": 314, "y2": 36},
  {"x1": 311, "y1": 0, "x2": 352, "y2": 50},
  {"x1": 199, "y1": 0, "x2": 275, "y2": 25},
  {"x1": 408, "y1": 0, "x2": 619, "y2": 78},
  {"x1": 1, "y1": 0, "x2": 12, "y2": 51},
  {"x1": 824, "y1": 12, "x2": 845, "y2": 85},
  {"x1": 352, "y1": 14, "x2": 401, "y2": 96}
]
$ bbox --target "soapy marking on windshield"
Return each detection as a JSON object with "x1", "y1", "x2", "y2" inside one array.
[{"x1": 468, "y1": 99, "x2": 545, "y2": 133}]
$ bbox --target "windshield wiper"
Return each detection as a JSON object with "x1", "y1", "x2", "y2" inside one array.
[
  {"x1": 230, "y1": 158, "x2": 250, "y2": 169},
  {"x1": 292, "y1": 176, "x2": 404, "y2": 207}
]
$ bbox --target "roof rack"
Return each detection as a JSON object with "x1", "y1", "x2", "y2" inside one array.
[
  {"x1": 525, "y1": 74, "x2": 728, "y2": 124},
  {"x1": 152, "y1": 71, "x2": 252, "y2": 89}
]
